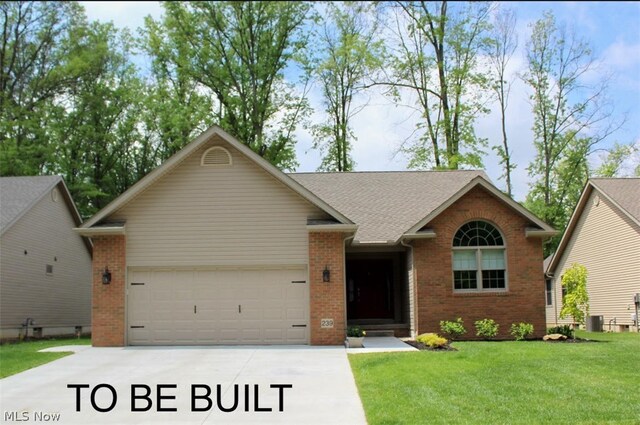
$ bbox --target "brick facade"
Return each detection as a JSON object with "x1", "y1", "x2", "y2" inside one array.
[
  {"x1": 413, "y1": 186, "x2": 546, "y2": 339},
  {"x1": 91, "y1": 235, "x2": 126, "y2": 346},
  {"x1": 308, "y1": 232, "x2": 347, "y2": 345}
]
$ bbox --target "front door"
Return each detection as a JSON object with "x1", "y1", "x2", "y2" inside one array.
[{"x1": 346, "y1": 259, "x2": 394, "y2": 320}]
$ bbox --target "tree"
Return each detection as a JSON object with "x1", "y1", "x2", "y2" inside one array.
[
  {"x1": 0, "y1": 1, "x2": 85, "y2": 176},
  {"x1": 139, "y1": 14, "x2": 216, "y2": 161},
  {"x1": 385, "y1": 1, "x2": 493, "y2": 170},
  {"x1": 486, "y1": 8, "x2": 517, "y2": 196},
  {"x1": 48, "y1": 21, "x2": 145, "y2": 216},
  {"x1": 158, "y1": 1, "x2": 313, "y2": 170},
  {"x1": 593, "y1": 142, "x2": 638, "y2": 177},
  {"x1": 309, "y1": 2, "x2": 384, "y2": 172},
  {"x1": 559, "y1": 263, "x2": 589, "y2": 333},
  {"x1": 523, "y1": 11, "x2": 621, "y2": 253}
]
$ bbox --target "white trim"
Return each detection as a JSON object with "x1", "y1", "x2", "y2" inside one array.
[
  {"x1": 75, "y1": 226, "x2": 125, "y2": 236},
  {"x1": 306, "y1": 224, "x2": 358, "y2": 232},
  {"x1": 525, "y1": 228, "x2": 558, "y2": 238},
  {"x1": 404, "y1": 176, "x2": 556, "y2": 237},
  {"x1": 80, "y1": 126, "x2": 353, "y2": 230},
  {"x1": 402, "y1": 230, "x2": 437, "y2": 239}
]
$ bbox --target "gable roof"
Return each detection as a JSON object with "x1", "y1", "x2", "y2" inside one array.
[
  {"x1": 547, "y1": 178, "x2": 640, "y2": 274},
  {"x1": 0, "y1": 175, "x2": 91, "y2": 253},
  {"x1": 1, "y1": 176, "x2": 76, "y2": 232},
  {"x1": 80, "y1": 126, "x2": 353, "y2": 231},
  {"x1": 290, "y1": 172, "x2": 555, "y2": 244},
  {"x1": 590, "y1": 178, "x2": 640, "y2": 224}
]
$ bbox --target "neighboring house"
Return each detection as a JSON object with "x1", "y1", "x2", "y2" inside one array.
[
  {"x1": 0, "y1": 176, "x2": 92, "y2": 339},
  {"x1": 77, "y1": 126, "x2": 556, "y2": 346},
  {"x1": 546, "y1": 178, "x2": 640, "y2": 332}
]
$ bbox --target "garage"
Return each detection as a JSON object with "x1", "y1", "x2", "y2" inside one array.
[{"x1": 127, "y1": 268, "x2": 309, "y2": 345}]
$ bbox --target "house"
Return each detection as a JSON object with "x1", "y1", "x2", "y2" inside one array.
[
  {"x1": 77, "y1": 126, "x2": 556, "y2": 346},
  {"x1": 0, "y1": 176, "x2": 92, "y2": 339},
  {"x1": 546, "y1": 178, "x2": 640, "y2": 332}
]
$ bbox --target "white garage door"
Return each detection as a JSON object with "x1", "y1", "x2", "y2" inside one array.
[{"x1": 127, "y1": 268, "x2": 309, "y2": 345}]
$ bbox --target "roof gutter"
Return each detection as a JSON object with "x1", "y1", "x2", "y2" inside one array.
[
  {"x1": 75, "y1": 226, "x2": 126, "y2": 236},
  {"x1": 306, "y1": 224, "x2": 358, "y2": 232},
  {"x1": 524, "y1": 228, "x2": 558, "y2": 238}
]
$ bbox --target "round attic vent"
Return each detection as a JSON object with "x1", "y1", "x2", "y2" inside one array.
[
  {"x1": 51, "y1": 188, "x2": 59, "y2": 202},
  {"x1": 593, "y1": 195, "x2": 600, "y2": 206},
  {"x1": 201, "y1": 146, "x2": 232, "y2": 167}
]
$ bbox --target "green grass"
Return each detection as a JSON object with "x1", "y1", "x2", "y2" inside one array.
[
  {"x1": 0, "y1": 336, "x2": 91, "y2": 379},
  {"x1": 349, "y1": 332, "x2": 640, "y2": 425}
]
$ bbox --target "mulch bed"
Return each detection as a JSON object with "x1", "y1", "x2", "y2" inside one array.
[
  {"x1": 543, "y1": 337, "x2": 596, "y2": 343},
  {"x1": 403, "y1": 340, "x2": 458, "y2": 351}
]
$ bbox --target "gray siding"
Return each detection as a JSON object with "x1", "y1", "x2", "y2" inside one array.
[
  {"x1": 110, "y1": 137, "x2": 328, "y2": 267},
  {"x1": 0, "y1": 186, "x2": 92, "y2": 335},
  {"x1": 547, "y1": 190, "x2": 640, "y2": 328}
]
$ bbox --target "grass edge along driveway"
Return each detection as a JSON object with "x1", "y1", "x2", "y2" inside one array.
[
  {"x1": 349, "y1": 332, "x2": 640, "y2": 425},
  {"x1": 0, "y1": 337, "x2": 91, "y2": 379}
]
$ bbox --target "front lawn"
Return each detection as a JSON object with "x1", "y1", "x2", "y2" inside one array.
[
  {"x1": 349, "y1": 332, "x2": 640, "y2": 424},
  {"x1": 0, "y1": 337, "x2": 91, "y2": 379}
]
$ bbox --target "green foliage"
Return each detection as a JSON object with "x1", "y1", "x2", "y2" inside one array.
[
  {"x1": 510, "y1": 322, "x2": 534, "y2": 341},
  {"x1": 523, "y1": 11, "x2": 620, "y2": 255},
  {"x1": 309, "y1": 2, "x2": 384, "y2": 172},
  {"x1": 416, "y1": 333, "x2": 448, "y2": 348},
  {"x1": 346, "y1": 326, "x2": 366, "y2": 337},
  {"x1": 389, "y1": 1, "x2": 493, "y2": 170},
  {"x1": 440, "y1": 318, "x2": 467, "y2": 340},
  {"x1": 158, "y1": 1, "x2": 313, "y2": 170},
  {"x1": 559, "y1": 263, "x2": 589, "y2": 327},
  {"x1": 547, "y1": 325, "x2": 574, "y2": 338},
  {"x1": 475, "y1": 318, "x2": 499, "y2": 339}
]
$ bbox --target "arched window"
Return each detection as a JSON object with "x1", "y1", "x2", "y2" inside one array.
[{"x1": 452, "y1": 221, "x2": 506, "y2": 291}]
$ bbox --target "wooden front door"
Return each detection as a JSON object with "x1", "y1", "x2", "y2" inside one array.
[{"x1": 346, "y1": 259, "x2": 394, "y2": 320}]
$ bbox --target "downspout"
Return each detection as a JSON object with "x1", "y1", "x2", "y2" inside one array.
[
  {"x1": 400, "y1": 238, "x2": 417, "y2": 338},
  {"x1": 343, "y1": 232, "x2": 356, "y2": 334}
]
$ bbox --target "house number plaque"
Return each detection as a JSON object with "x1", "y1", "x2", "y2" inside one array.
[{"x1": 320, "y1": 319, "x2": 334, "y2": 328}]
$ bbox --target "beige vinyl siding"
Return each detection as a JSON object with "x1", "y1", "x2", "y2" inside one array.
[
  {"x1": 0, "y1": 186, "x2": 92, "y2": 335},
  {"x1": 110, "y1": 137, "x2": 328, "y2": 267},
  {"x1": 406, "y1": 247, "x2": 416, "y2": 337},
  {"x1": 548, "y1": 190, "x2": 640, "y2": 327}
]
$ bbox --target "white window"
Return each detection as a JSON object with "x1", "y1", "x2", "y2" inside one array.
[{"x1": 452, "y1": 221, "x2": 506, "y2": 291}]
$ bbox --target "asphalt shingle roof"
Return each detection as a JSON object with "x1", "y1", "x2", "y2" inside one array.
[
  {"x1": 0, "y1": 176, "x2": 61, "y2": 232},
  {"x1": 590, "y1": 178, "x2": 640, "y2": 223},
  {"x1": 289, "y1": 170, "x2": 488, "y2": 243}
]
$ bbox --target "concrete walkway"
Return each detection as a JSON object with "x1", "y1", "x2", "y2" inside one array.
[
  {"x1": 1, "y1": 346, "x2": 367, "y2": 425},
  {"x1": 346, "y1": 336, "x2": 418, "y2": 354}
]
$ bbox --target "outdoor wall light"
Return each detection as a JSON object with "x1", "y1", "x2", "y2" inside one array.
[
  {"x1": 102, "y1": 267, "x2": 112, "y2": 285},
  {"x1": 322, "y1": 266, "x2": 330, "y2": 283}
]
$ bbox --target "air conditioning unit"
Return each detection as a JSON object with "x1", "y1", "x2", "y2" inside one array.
[{"x1": 586, "y1": 315, "x2": 604, "y2": 332}]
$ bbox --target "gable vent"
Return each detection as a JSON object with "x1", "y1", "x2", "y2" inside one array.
[{"x1": 201, "y1": 146, "x2": 232, "y2": 167}]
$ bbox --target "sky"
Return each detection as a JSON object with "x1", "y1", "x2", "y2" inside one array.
[{"x1": 81, "y1": 1, "x2": 640, "y2": 201}]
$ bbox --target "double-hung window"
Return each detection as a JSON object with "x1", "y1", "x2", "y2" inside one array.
[{"x1": 452, "y1": 221, "x2": 506, "y2": 291}]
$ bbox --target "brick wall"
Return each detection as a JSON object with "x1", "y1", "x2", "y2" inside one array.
[
  {"x1": 414, "y1": 186, "x2": 546, "y2": 339},
  {"x1": 91, "y1": 235, "x2": 126, "y2": 346},
  {"x1": 309, "y1": 232, "x2": 346, "y2": 345}
]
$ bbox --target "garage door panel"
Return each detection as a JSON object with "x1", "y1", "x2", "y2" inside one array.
[{"x1": 128, "y1": 268, "x2": 308, "y2": 345}]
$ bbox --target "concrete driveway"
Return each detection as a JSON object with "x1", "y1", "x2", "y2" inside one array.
[{"x1": 0, "y1": 346, "x2": 367, "y2": 424}]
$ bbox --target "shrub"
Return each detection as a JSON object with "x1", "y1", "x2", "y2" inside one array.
[
  {"x1": 547, "y1": 325, "x2": 573, "y2": 338},
  {"x1": 416, "y1": 333, "x2": 448, "y2": 348},
  {"x1": 346, "y1": 326, "x2": 366, "y2": 337},
  {"x1": 440, "y1": 318, "x2": 467, "y2": 340},
  {"x1": 510, "y1": 322, "x2": 534, "y2": 341},
  {"x1": 475, "y1": 319, "x2": 499, "y2": 339}
]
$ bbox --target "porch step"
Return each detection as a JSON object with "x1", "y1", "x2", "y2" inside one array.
[{"x1": 363, "y1": 330, "x2": 395, "y2": 337}]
